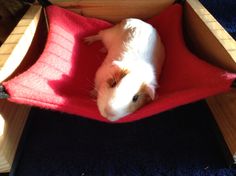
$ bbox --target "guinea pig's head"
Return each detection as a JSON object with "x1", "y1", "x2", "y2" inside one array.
[{"x1": 96, "y1": 63, "x2": 156, "y2": 122}]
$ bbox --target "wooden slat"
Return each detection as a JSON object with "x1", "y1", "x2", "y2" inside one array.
[
  {"x1": 50, "y1": 0, "x2": 175, "y2": 23},
  {"x1": 0, "y1": 100, "x2": 31, "y2": 172},
  {"x1": 0, "y1": 5, "x2": 43, "y2": 173},
  {"x1": 0, "y1": 5, "x2": 42, "y2": 83},
  {"x1": 185, "y1": 0, "x2": 236, "y2": 72},
  {"x1": 207, "y1": 90, "x2": 236, "y2": 165},
  {"x1": 185, "y1": 0, "x2": 236, "y2": 166}
]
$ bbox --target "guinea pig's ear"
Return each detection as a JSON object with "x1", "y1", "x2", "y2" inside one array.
[{"x1": 143, "y1": 84, "x2": 156, "y2": 100}]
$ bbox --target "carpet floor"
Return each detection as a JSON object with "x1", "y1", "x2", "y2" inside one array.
[{"x1": 11, "y1": 101, "x2": 236, "y2": 176}]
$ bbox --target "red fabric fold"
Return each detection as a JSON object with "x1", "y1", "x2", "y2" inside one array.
[{"x1": 3, "y1": 4, "x2": 236, "y2": 123}]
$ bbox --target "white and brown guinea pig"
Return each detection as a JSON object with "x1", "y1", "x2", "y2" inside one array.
[{"x1": 85, "y1": 18, "x2": 165, "y2": 121}]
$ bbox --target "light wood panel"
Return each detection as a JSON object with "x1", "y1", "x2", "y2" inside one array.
[
  {"x1": 185, "y1": 0, "x2": 236, "y2": 165},
  {"x1": 185, "y1": 0, "x2": 236, "y2": 72},
  {"x1": 50, "y1": 0, "x2": 175, "y2": 23},
  {"x1": 0, "y1": 5, "x2": 42, "y2": 173},
  {"x1": 207, "y1": 90, "x2": 236, "y2": 165},
  {"x1": 0, "y1": 5, "x2": 42, "y2": 83},
  {"x1": 0, "y1": 100, "x2": 30, "y2": 173}
]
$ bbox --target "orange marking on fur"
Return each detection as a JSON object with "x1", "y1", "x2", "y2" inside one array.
[{"x1": 107, "y1": 69, "x2": 129, "y2": 88}]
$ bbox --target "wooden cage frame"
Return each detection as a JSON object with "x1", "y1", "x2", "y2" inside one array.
[{"x1": 0, "y1": 0, "x2": 235, "y2": 172}]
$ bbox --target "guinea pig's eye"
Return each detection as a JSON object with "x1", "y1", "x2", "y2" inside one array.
[
  {"x1": 132, "y1": 94, "x2": 139, "y2": 102},
  {"x1": 107, "y1": 78, "x2": 117, "y2": 88}
]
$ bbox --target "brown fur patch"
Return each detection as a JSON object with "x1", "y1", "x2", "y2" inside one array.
[{"x1": 107, "y1": 69, "x2": 129, "y2": 88}]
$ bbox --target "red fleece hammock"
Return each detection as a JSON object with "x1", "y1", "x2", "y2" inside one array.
[{"x1": 2, "y1": 4, "x2": 236, "y2": 123}]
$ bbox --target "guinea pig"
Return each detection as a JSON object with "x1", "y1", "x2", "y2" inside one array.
[{"x1": 84, "y1": 18, "x2": 165, "y2": 121}]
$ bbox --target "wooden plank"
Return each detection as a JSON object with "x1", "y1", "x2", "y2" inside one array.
[
  {"x1": 0, "y1": 100, "x2": 31, "y2": 173},
  {"x1": 0, "y1": 5, "x2": 42, "y2": 83},
  {"x1": 207, "y1": 90, "x2": 236, "y2": 165},
  {"x1": 50, "y1": 0, "x2": 175, "y2": 22},
  {"x1": 0, "y1": 5, "x2": 43, "y2": 173},
  {"x1": 185, "y1": 0, "x2": 236, "y2": 166},
  {"x1": 185, "y1": 0, "x2": 236, "y2": 72}
]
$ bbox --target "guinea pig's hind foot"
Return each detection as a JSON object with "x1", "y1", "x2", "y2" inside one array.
[{"x1": 84, "y1": 35, "x2": 101, "y2": 45}]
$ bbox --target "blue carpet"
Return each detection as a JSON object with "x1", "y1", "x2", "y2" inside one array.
[{"x1": 11, "y1": 101, "x2": 236, "y2": 176}]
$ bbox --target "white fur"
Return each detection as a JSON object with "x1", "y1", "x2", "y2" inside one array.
[{"x1": 85, "y1": 18, "x2": 165, "y2": 121}]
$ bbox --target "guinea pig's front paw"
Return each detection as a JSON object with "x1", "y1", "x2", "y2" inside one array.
[
  {"x1": 90, "y1": 89, "x2": 97, "y2": 99},
  {"x1": 99, "y1": 47, "x2": 107, "y2": 53},
  {"x1": 83, "y1": 35, "x2": 101, "y2": 45}
]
